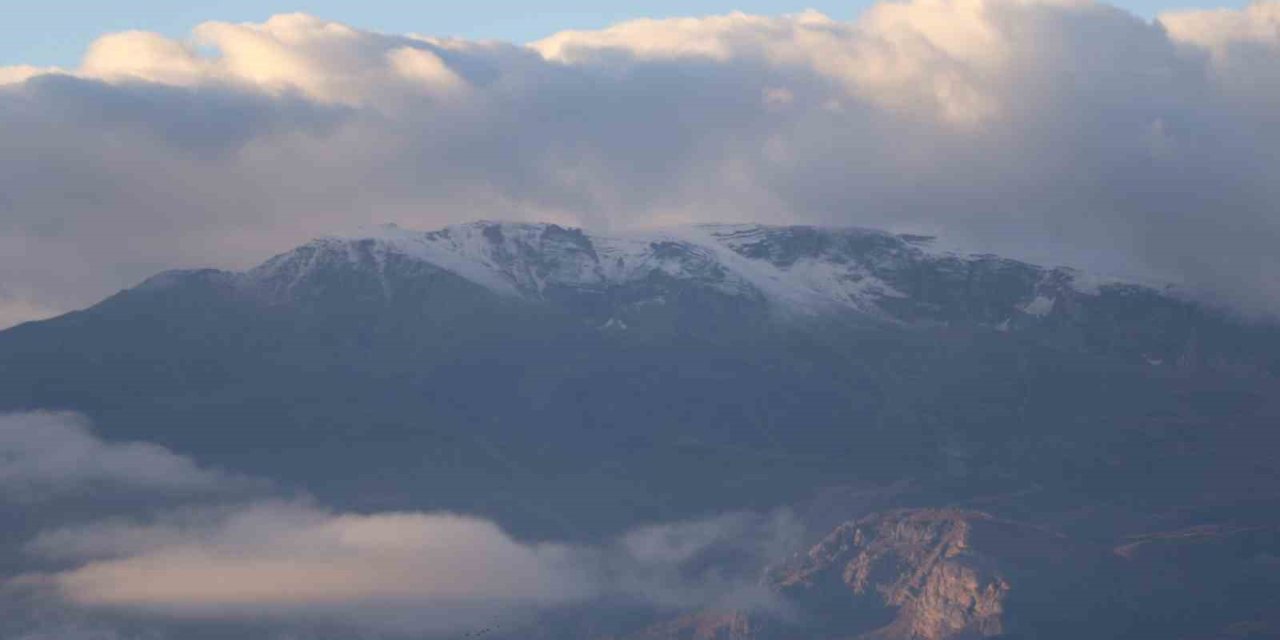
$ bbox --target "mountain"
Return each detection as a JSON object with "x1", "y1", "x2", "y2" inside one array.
[
  {"x1": 3, "y1": 221, "x2": 1280, "y2": 636},
  {"x1": 4, "y1": 221, "x2": 1279, "y2": 523},
  {"x1": 168, "y1": 220, "x2": 1175, "y2": 330},
  {"x1": 607, "y1": 508, "x2": 1280, "y2": 640},
  {"x1": 610, "y1": 509, "x2": 1086, "y2": 640},
  {"x1": 134, "y1": 219, "x2": 1280, "y2": 367}
]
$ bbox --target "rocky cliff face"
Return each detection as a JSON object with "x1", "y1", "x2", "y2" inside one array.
[
  {"x1": 587, "y1": 509, "x2": 1075, "y2": 640},
  {"x1": 754, "y1": 508, "x2": 1109, "y2": 640},
  {"x1": 769, "y1": 510, "x2": 1018, "y2": 640},
  {"x1": 599, "y1": 506, "x2": 1280, "y2": 640}
]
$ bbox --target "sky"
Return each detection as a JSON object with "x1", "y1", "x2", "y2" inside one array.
[
  {"x1": 2, "y1": 0, "x2": 1280, "y2": 329},
  {"x1": 1, "y1": 0, "x2": 1235, "y2": 67}
]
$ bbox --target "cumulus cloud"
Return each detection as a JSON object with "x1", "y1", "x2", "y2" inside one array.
[
  {"x1": 532, "y1": 3, "x2": 1032, "y2": 125},
  {"x1": 77, "y1": 14, "x2": 466, "y2": 105},
  {"x1": 0, "y1": 412, "x2": 231, "y2": 499},
  {"x1": 3, "y1": 1, "x2": 1280, "y2": 326},
  {"x1": 17, "y1": 501, "x2": 800, "y2": 636}
]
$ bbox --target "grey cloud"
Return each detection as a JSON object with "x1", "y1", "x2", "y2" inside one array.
[
  {"x1": 607, "y1": 510, "x2": 804, "y2": 611},
  {"x1": 1, "y1": 3, "x2": 1280, "y2": 325},
  {"x1": 0, "y1": 412, "x2": 235, "y2": 500}
]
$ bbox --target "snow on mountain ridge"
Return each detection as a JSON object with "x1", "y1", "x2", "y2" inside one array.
[{"x1": 243, "y1": 221, "x2": 1147, "y2": 319}]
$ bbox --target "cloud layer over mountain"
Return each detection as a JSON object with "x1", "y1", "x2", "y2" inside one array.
[{"x1": 3, "y1": 0, "x2": 1280, "y2": 324}]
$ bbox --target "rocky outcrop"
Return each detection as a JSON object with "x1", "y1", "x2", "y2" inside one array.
[
  {"x1": 766, "y1": 509, "x2": 1067, "y2": 640},
  {"x1": 587, "y1": 505, "x2": 1280, "y2": 640},
  {"x1": 597, "y1": 509, "x2": 1080, "y2": 640}
]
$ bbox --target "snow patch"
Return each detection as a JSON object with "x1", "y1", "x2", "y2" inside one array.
[
  {"x1": 247, "y1": 221, "x2": 1162, "y2": 320},
  {"x1": 1020, "y1": 295, "x2": 1056, "y2": 317}
]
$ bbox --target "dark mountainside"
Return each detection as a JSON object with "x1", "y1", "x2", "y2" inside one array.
[{"x1": 3, "y1": 222, "x2": 1279, "y2": 638}]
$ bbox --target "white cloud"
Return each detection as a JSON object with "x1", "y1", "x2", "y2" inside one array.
[
  {"x1": 1161, "y1": 2, "x2": 1280, "y2": 53},
  {"x1": 0, "y1": 412, "x2": 230, "y2": 499},
  {"x1": 77, "y1": 13, "x2": 466, "y2": 105},
  {"x1": 80, "y1": 31, "x2": 210, "y2": 87},
  {"x1": 19, "y1": 502, "x2": 800, "y2": 635},
  {"x1": 611, "y1": 510, "x2": 803, "y2": 611},
  {"x1": 3, "y1": 1, "x2": 1280, "y2": 320},
  {"x1": 31, "y1": 502, "x2": 592, "y2": 632},
  {"x1": 0, "y1": 65, "x2": 63, "y2": 86}
]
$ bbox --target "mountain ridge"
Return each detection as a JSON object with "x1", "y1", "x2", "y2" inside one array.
[
  {"x1": 126, "y1": 220, "x2": 1175, "y2": 334},
  {"x1": 4, "y1": 220, "x2": 1280, "y2": 638}
]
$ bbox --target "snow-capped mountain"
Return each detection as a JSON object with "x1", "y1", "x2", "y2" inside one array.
[
  {"x1": 4, "y1": 221, "x2": 1279, "y2": 640},
  {"x1": 229, "y1": 221, "x2": 1146, "y2": 330}
]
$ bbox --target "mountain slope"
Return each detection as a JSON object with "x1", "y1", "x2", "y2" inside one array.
[
  {"x1": 2, "y1": 221, "x2": 1279, "y2": 543},
  {"x1": 604, "y1": 508, "x2": 1280, "y2": 640}
]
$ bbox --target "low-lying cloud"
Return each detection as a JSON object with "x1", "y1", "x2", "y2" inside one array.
[
  {"x1": 611, "y1": 510, "x2": 804, "y2": 610},
  {"x1": 0, "y1": 412, "x2": 232, "y2": 500},
  {"x1": 0, "y1": 412, "x2": 804, "y2": 637},
  {"x1": 25, "y1": 501, "x2": 595, "y2": 634},
  {"x1": 18, "y1": 501, "x2": 801, "y2": 636}
]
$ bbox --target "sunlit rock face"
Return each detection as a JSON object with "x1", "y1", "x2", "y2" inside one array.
[
  {"x1": 615, "y1": 510, "x2": 1104, "y2": 640},
  {"x1": 770, "y1": 510, "x2": 1015, "y2": 639},
  {"x1": 763, "y1": 509, "x2": 1085, "y2": 640},
  {"x1": 609, "y1": 507, "x2": 1280, "y2": 640}
]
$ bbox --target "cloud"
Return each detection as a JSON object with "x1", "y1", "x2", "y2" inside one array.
[
  {"x1": 78, "y1": 14, "x2": 466, "y2": 105},
  {"x1": 0, "y1": 292, "x2": 59, "y2": 330},
  {"x1": 1161, "y1": 2, "x2": 1280, "y2": 53},
  {"x1": 0, "y1": 65, "x2": 62, "y2": 85},
  {"x1": 3, "y1": 1, "x2": 1280, "y2": 326},
  {"x1": 18, "y1": 501, "x2": 801, "y2": 636},
  {"x1": 0, "y1": 409, "x2": 801, "y2": 636},
  {"x1": 27, "y1": 502, "x2": 593, "y2": 634},
  {"x1": 0, "y1": 412, "x2": 231, "y2": 499},
  {"x1": 610, "y1": 510, "x2": 804, "y2": 610},
  {"x1": 530, "y1": 3, "x2": 1028, "y2": 125},
  {"x1": 0, "y1": 410, "x2": 802, "y2": 636}
]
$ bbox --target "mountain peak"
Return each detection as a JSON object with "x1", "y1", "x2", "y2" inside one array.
[{"x1": 234, "y1": 220, "x2": 1165, "y2": 329}]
